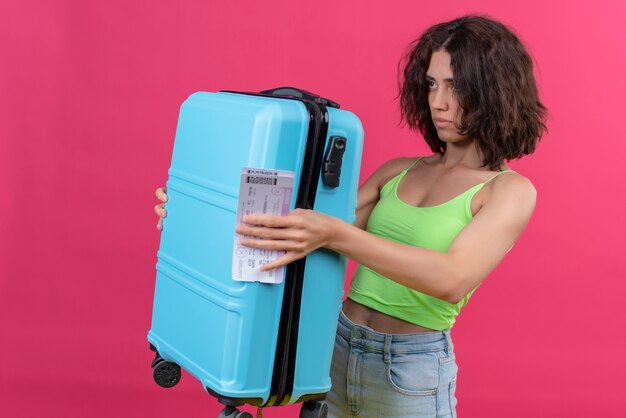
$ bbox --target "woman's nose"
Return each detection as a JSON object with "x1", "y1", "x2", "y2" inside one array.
[{"x1": 431, "y1": 88, "x2": 449, "y2": 111}]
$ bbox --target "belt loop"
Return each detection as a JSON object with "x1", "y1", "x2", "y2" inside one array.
[
  {"x1": 383, "y1": 334, "x2": 392, "y2": 364},
  {"x1": 350, "y1": 327, "x2": 359, "y2": 342},
  {"x1": 444, "y1": 330, "x2": 453, "y2": 355}
]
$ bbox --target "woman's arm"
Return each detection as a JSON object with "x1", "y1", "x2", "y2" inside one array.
[{"x1": 237, "y1": 172, "x2": 536, "y2": 304}]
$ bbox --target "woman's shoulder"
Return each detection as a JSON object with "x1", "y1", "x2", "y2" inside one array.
[
  {"x1": 491, "y1": 168, "x2": 535, "y2": 192},
  {"x1": 484, "y1": 168, "x2": 537, "y2": 208}
]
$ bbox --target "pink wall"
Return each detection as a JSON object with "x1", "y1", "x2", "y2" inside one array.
[{"x1": 2, "y1": 0, "x2": 625, "y2": 417}]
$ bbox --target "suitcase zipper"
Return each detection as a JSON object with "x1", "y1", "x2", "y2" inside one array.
[{"x1": 269, "y1": 99, "x2": 329, "y2": 406}]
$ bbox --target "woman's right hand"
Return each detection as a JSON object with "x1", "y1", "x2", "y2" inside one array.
[{"x1": 155, "y1": 186, "x2": 168, "y2": 230}]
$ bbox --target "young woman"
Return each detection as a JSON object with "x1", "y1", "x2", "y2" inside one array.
[{"x1": 155, "y1": 15, "x2": 546, "y2": 418}]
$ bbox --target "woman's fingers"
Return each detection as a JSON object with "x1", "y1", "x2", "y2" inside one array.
[
  {"x1": 237, "y1": 214, "x2": 307, "y2": 242},
  {"x1": 239, "y1": 237, "x2": 306, "y2": 252},
  {"x1": 259, "y1": 252, "x2": 300, "y2": 271},
  {"x1": 242, "y1": 213, "x2": 300, "y2": 228},
  {"x1": 155, "y1": 186, "x2": 168, "y2": 230},
  {"x1": 155, "y1": 203, "x2": 166, "y2": 230},
  {"x1": 155, "y1": 186, "x2": 168, "y2": 203},
  {"x1": 155, "y1": 203, "x2": 167, "y2": 218},
  {"x1": 236, "y1": 224, "x2": 304, "y2": 241}
]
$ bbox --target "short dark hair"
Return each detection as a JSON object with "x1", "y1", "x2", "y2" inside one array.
[{"x1": 400, "y1": 15, "x2": 547, "y2": 169}]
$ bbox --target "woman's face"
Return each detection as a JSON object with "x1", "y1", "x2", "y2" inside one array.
[{"x1": 426, "y1": 49, "x2": 467, "y2": 143}]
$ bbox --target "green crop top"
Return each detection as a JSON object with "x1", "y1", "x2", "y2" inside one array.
[{"x1": 347, "y1": 157, "x2": 514, "y2": 330}]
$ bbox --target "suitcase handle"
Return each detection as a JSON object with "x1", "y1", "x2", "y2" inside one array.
[{"x1": 260, "y1": 87, "x2": 340, "y2": 109}]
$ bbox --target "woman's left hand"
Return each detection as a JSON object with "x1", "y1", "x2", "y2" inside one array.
[{"x1": 235, "y1": 208, "x2": 335, "y2": 271}]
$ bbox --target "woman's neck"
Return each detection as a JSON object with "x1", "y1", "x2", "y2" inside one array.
[{"x1": 439, "y1": 140, "x2": 485, "y2": 170}]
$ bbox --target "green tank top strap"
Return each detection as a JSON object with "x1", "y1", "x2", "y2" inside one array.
[
  {"x1": 405, "y1": 156, "x2": 426, "y2": 171},
  {"x1": 483, "y1": 169, "x2": 515, "y2": 184},
  {"x1": 381, "y1": 157, "x2": 426, "y2": 196}
]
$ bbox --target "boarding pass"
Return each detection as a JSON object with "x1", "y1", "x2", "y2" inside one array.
[{"x1": 232, "y1": 168, "x2": 295, "y2": 284}]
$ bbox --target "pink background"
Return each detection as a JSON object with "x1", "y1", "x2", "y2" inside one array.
[{"x1": 2, "y1": 0, "x2": 626, "y2": 417}]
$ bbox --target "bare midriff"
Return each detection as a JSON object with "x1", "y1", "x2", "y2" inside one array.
[{"x1": 342, "y1": 298, "x2": 437, "y2": 334}]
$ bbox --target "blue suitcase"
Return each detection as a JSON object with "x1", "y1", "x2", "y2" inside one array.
[{"x1": 148, "y1": 87, "x2": 363, "y2": 417}]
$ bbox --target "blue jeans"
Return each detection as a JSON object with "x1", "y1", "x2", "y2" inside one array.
[{"x1": 324, "y1": 311, "x2": 458, "y2": 417}]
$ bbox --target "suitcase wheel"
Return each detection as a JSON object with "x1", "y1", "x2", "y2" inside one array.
[
  {"x1": 218, "y1": 406, "x2": 253, "y2": 418},
  {"x1": 152, "y1": 359, "x2": 181, "y2": 388},
  {"x1": 299, "y1": 401, "x2": 328, "y2": 418}
]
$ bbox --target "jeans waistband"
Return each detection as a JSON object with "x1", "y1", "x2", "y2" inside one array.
[{"x1": 337, "y1": 310, "x2": 453, "y2": 355}]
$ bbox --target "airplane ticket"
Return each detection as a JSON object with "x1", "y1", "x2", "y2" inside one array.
[{"x1": 232, "y1": 167, "x2": 295, "y2": 284}]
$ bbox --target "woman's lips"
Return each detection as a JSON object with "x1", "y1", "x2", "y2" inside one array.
[{"x1": 433, "y1": 118, "x2": 451, "y2": 128}]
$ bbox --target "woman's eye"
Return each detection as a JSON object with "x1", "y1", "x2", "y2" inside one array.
[{"x1": 427, "y1": 80, "x2": 436, "y2": 89}]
